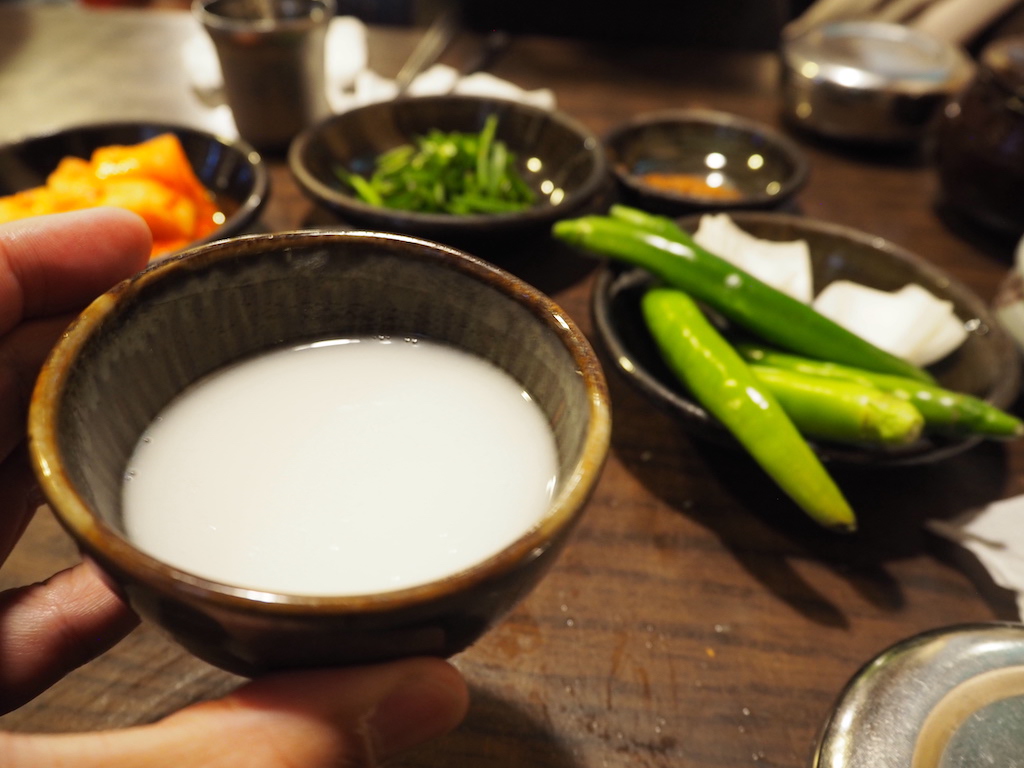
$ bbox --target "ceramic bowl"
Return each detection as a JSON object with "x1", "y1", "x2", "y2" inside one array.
[
  {"x1": 604, "y1": 109, "x2": 809, "y2": 215},
  {"x1": 28, "y1": 230, "x2": 611, "y2": 676},
  {"x1": 592, "y1": 212, "x2": 1019, "y2": 465},
  {"x1": 288, "y1": 95, "x2": 609, "y2": 247},
  {"x1": 0, "y1": 121, "x2": 268, "y2": 257},
  {"x1": 931, "y1": 36, "x2": 1024, "y2": 238}
]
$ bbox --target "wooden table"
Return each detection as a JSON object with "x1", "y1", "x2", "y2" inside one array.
[{"x1": 2, "y1": 6, "x2": 1023, "y2": 767}]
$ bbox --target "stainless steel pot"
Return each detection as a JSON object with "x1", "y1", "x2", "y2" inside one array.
[{"x1": 780, "y1": 20, "x2": 974, "y2": 145}]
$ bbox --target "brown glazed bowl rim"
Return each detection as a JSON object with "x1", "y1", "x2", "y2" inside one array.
[
  {"x1": 287, "y1": 94, "x2": 610, "y2": 234},
  {"x1": 29, "y1": 229, "x2": 611, "y2": 615}
]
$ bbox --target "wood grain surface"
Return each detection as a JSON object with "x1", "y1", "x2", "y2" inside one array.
[{"x1": 1, "y1": 7, "x2": 1022, "y2": 767}]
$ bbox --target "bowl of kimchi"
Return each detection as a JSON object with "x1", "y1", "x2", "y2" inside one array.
[{"x1": 0, "y1": 122, "x2": 268, "y2": 260}]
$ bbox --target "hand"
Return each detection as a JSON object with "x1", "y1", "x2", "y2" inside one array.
[{"x1": 0, "y1": 209, "x2": 469, "y2": 766}]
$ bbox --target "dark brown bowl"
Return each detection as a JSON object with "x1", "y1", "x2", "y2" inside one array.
[
  {"x1": 28, "y1": 230, "x2": 611, "y2": 675},
  {"x1": 605, "y1": 109, "x2": 809, "y2": 215},
  {"x1": 288, "y1": 95, "x2": 609, "y2": 247},
  {"x1": 0, "y1": 121, "x2": 268, "y2": 253},
  {"x1": 592, "y1": 212, "x2": 1019, "y2": 465}
]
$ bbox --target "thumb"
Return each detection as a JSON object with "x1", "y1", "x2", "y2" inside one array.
[
  {"x1": 4, "y1": 657, "x2": 469, "y2": 768},
  {"x1": 201, "y1": 657, "x2": 471, "y2": 763}
]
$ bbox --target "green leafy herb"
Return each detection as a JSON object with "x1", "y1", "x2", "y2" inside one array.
[{"x1": 334, "y1": 115, "x2": 536, "y2": 215}]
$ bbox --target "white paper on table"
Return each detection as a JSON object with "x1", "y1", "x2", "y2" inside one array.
[{"x1": 928, "y1": 496, "x2": 1024, "y2": 619}]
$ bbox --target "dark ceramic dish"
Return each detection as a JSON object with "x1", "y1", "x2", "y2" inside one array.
[
  {"x1": 592, "y1": 212, "x2": 1020, "y2": 465},
  {"x1": 0, "y1": 121, "x2": 268, "y2": 252},
  {"x1": 288, "y1": 95, "x2": 609, "y2": 246},
  {"x1": 931, "y1": 36, "x2": 1024, "y2": 238},
  {"x1": 604, "y1": 109, "x2": 809, "y2": 215},
  {"x1": 29, "y1": 230, "x2": 611, "y2": 676}
]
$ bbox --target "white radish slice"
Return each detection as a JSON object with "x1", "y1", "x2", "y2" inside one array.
[
  {"x1": 813, "y1": 280, "x2": 967, "y2": 366},
  {"x1": 693, "y1": 213, "x2": 814, "y2": 303}
]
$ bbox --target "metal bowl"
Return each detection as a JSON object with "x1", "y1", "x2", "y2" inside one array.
[
  {"x1": 813, "y1": 623, "x2": 1024, "y2": 768},
  {"x1": 780, "y1": 20, "x2": 974, "y2": 145}
]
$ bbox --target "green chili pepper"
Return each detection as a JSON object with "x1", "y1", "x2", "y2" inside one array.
[
  {"x1": 552, "y1": 207, "x2": 934, "y2": 384},
  {"x1": 609, "y1": 203, "x2": 691, "y2": 240},
  {"x1": 334, "y1": 166, "x2": 383, "y2": 207},
  {"x1": 750, "y1": 365, "x2": 924, "y2": 446},
  {"x1": 641, "y1": 287, "x2": 857, "y2": 533},
  {"x1": 738, "y1": 343, "x2": 1024, "y2": 439}
]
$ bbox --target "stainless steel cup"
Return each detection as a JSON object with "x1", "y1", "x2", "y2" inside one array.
[
  {"x1": 193, "y1": 0, "x2": 335, "y2": 152},
  {"x1": 780, "y1": 20, "x2": 973, "y2": 146}
]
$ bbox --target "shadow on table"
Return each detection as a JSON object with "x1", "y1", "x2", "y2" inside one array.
[
  {"x1": 603, "y1": 356, "x2": 1021, "y2": 628},
  {"x1": 394, "y1": 684, "x2": 580, "y2": 768},
  {"x1": 298, "y1": 204, "x2": 602, "y2": 296},
  {"x1": 932, "y1": 200, "x2": 1022, "y2": 265}
]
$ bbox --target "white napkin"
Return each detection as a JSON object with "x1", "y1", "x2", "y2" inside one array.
[
  {"x1": 182, "y1": 16, "x2": 556, "y2": 140},
  {"x1": 928, "y1": 499, "x2": 1024, "y2": 619}
]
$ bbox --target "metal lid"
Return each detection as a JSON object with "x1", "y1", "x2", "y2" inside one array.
[
  {"x1": 783, "y1": 20, "x2": 974, "y2": 97},
  {"x1": 780, "y1": 20, "x2": 975, "y2": 144},
  {"x1": 812, "y1": 623, "x2": 1024, "y2": 768}
]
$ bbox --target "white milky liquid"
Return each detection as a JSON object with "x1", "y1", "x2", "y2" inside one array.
[{"x1": 122, "y1": 337, "x2": 559, "y2": 596}]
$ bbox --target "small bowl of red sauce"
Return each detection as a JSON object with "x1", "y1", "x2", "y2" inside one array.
[{"x1": 605, "y1": 109, "x2": 809, "y2": 214}]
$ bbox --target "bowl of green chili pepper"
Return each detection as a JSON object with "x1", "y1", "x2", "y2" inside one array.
[
  {"x1": 582, "y1": 209, "x2": 1022, "y2": 467},
  {"x1": 288, "y1": 95, "x2": 609, "y2": 248}
]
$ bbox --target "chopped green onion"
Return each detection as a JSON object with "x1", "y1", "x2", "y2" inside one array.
[{"x1": 332, "y1": 115, "x2": 536, "y2": 215}]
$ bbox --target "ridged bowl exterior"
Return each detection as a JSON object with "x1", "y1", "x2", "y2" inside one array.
[
  {"x1": 288, "y1": 95, "x2": 609, "y2": 248},
  {"x1": 29, "y1": 230, "x2": 610, "y2": 675}
]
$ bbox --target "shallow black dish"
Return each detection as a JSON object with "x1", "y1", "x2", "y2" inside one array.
[
  {"x1": 592, "y1": 212, "x2": 1020, "y2": 465},
  {"x1": 0, "y1": 121, "x2": 268, "y2": 251},
  {"x1": 288, "y1": 95, "x2": 609, "y2": 247},
  {"x1": 605, "y1": 109, "x2": 809, "y2": 215}
]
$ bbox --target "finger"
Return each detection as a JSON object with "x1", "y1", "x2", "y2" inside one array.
[
  {"x1": 0, "y1": 561, "x2": 138, "y2": 714},
  {"x1": 0, "y1": 314, "x2": 74, "y2": 464},
  {"x1": 3, "y1": 656, "x2": 469, "y2": 768},
  {"x1": 0, "y1": 207, "x2": 151, "y2": 335},
  {"x1": 0, "y1": 447, "x2": 39, "y2": 566}
]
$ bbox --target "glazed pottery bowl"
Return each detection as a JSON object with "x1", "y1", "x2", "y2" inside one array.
[
  {"x1": 29, "y1": 230, "x2": 611, "y2": 675},
  {"x1": 288, "y1": 94, "x2": 609, "y2": 247},
  {"x1": 0, "y1": 121, "x2": 268, "y2": 256},
  {"x1": 592, "y1": 212, "x2": 1019, "y2": 465},
  {"x1": 931, "y1": 36, "x2": 1024, "y2": 238},
  {"x1": 604, "y1": 109, "x2": 809, "y2": 214}
]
